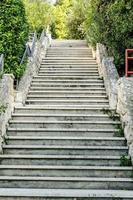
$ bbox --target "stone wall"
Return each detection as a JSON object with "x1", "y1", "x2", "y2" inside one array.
[
  {"x1": 117, "y1": 78, "x2": 133, "y2": 162},
  {"x1": 16, "y1": 41, "x2": 47, "y2": 105},
  {"x1": 95, "y1": 43, "x2": 133, "y2": 163},
  {"x1": 0, "y1": 74, "x2": 15, "y2": 152}
]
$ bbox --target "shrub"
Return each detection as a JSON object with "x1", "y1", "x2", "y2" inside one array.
[
  {"x1": 84, "y1": 0, "x2": 133, "y2": 74},
  {"x1": 67, "y1": 0, "x2": 86, "y2": 39},
  {"x1": 51, "y1": 0, "x2": 72, "y2": 39},
  {"x1": 0, "y1": 0, "x2": 29, "y2": 79},
  {"x1": 23, "y1": 0, "x2": 53, "y2": 34}
]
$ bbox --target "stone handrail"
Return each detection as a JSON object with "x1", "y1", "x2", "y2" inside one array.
[
  {"x1": 0, "y1": 74, "x2": 15, "y2": 153},
  {"x1": 0, "y1": 54, "x2": 4, "y2": 73},
  {"x1": 94, "y1": 43, "x2": 133, "y2": 164}
]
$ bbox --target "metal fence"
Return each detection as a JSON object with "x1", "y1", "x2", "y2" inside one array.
[{"x1": 125, "y1": 49, "x2": 133, "y2": 77}]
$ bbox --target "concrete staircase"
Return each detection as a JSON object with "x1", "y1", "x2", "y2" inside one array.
[{"x1": 0, "y1": 40, "x2": 133, "y2": 199}]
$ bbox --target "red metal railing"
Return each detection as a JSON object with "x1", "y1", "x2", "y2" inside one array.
[{"x1": 125, "y1": 49, "x2": 133, "y2": 77}]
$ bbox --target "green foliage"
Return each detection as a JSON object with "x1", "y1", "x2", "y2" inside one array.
[
  {"x1": 84, "y1": 0, "x2": 133, "y2": 73},
  {"x1": 52, "y1": 0, "x2": 72, "y2": 39},
  {"x1": 120, "y1": 155, "x2": 132, "y2": 166},
  {"x1": 114, "y1": 124, "x2": 124, "y2": 137},
  {"x1": 102, "y1": 109, "x2": 120, "y2": 121},
  {"x1": 0, "y1": 105, "x2": 7, "y2": 114},
  {"x1": 23, "y1": 0, "x2": 53, "y2": 34},
  {"x1": 67, "y1": 0, "x2": 86, "y2": 39},
  {"x1": 0, "y1": 0, "x2": 29, "y2": 79}
]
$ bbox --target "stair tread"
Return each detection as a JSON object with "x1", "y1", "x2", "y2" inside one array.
[
  {"x1": 0, "y1": 154, "x2": 122, "y2": 159},
  {"x1": 12, "y1": 113, "x2": 116, "y2": 117},
  {"x1": 0, "y1": 188, "x2": 133, "y2": 198},
  {"x1": 5, "y1": 136, "x2": 125, "y2": 140},
  {"x1": 3, "y1": 145, "x2": 128, "y2": 150},
  {"x1": 0, "y1": 165, "x2": 132, "y2": 170},
  {"x1": 0, "y1": 176, "x2": 132, "y2": 181},
  {"x1": 9, "y1": 120, "x2": 120, "y2": 124},
  {"x1": 7, "y1": 128, "x2": 118, "y2": 131}
]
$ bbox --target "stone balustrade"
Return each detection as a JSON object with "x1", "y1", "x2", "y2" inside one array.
[
  {"x1": 0, "y1": 74, "x2": 15, "y2": 151},
  {"x1": 95, "y1": 43, "x2": 133, "y2": 163}
]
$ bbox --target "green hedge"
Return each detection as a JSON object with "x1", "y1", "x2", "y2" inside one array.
[
  {"x1": 0, "y1": 0, "x2": 29, "y2": 79},
  {"x1": 84, "y1": 0, "x2": 133, "y2": 74}
]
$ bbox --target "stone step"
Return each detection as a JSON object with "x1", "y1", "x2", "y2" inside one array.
[
  {"x1": 38, "y1": 71, "x2": 99, "y2": 75},
  {"x1": 27, "y1": 96, "x2": 107, "y2": 101},
  {"x1": 0, "y1": 154, "x2": 123, "y2": 166},
  {"x1": 31, "y1": 82, "x2": 103, "y2": 87},
  {"x1": 42, "y1": 61, "x2": 97, "y2": 64},
  {"x1": 28, "y1": 91, "x2": 107, "y2": 96},
  {"x1": 7, "y1": 127, "x2": 119, "y2": 137},
  {"x1": 32, "y1": 79, "x2": 103, "y2": 83},
  {"x1": 11, "y1": 113, "x2": 119, "y2": 122},
  {"x1": 0, "y1": 188, "x2": 133, "y2": 199},
  {"x1": 29, "y1": 87, "x2": 106, "y2": 91},
  {"x1": 5, "y1": 136, "x2": 126, "y2": 146},
  {"x1": 49, "y1": 47, "x2": 89, "y2": 49},
  {"x1": 33, "y1": 75, "x2": 100, "y2": 80},
  {"x1": 39, "y1": 70, "x2": 99, "y2": 73},
  {"x1": 40, "y1": 63, "x2": 98, "y2": 67},
  {"x1": 25, "y1": 99, "x2": 109, "y2": 106},
  {"x1": 0, "y1": 176, "x2": 132, "y2": 190},
  {"x1": 46, "y1": 50, "x2": 92, "y2": 53},
  {"x1": 46, "y1": 55, "x2": 92, "y2": 57},
  {"x1": 39, "y1": 67, "x2": 98, "y2": 70},
  {"x1": 9, "y1": 120, "x2": 120, "y2": 129},
  {"x1": 0, "y1": 165, "x2": 132, "y2": 178},
  {"x1": 14, "y1": 106, "x2": 110, "y2": 114},
  {"x1": 43, "y1": 57, "x2": 95, "y2": 60},
  {"x1": 37, "y1": 73, "x2": 99, "y2": 77},
  {"x1": 47, "y1": 48, "x2": 91, "y2": 51},
  {"x1": 3, "y1": 145, "x2": 128, "y2": 156}
]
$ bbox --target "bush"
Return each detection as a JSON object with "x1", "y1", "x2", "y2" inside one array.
[
  {"x1": 0, "y1": 0, "x2": 29, "y2": 79},
  {"x1": 51, "y1": 0, "x2": 72, "y2": 39},
  {"x1": 23, "y1": 0, "x2": 53, "y2": 34},
  {"x1": 84, "y1": 0, "x2": 133, "y2": 74},
  {"x1": 67, "y1": 0, "x2": 86, "y2": 39}
]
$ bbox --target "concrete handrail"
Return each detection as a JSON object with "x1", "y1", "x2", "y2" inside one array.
[{"x1": 0, "y1": 54, "x2": 4, "y2": 73}]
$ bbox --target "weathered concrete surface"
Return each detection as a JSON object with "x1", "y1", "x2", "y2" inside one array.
[
  {"x1": 17, "y1": 42, "x2": 46, "y2": 105},
  {"x1": 95, "y1": 43, "x2": 133, "y2": 163},
  {"x1": 0, "y1": 74, "x2": 15, "y2": 151},
  {"x1": 96, "y1": 43, "x2": 108, "y2": 77},
  {"x1": 117, "y1": 77, "x2": 133, "y2": 162},
  {"x1": 95, "y1": 44, "x2": 119, "y2": 110},
  {"x1": 102, "y1": 57, "x2": 119, "y2": 110}
]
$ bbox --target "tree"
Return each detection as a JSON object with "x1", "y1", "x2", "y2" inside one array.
[
  {"x1": 51, "y1": 0, "x2": 72, "y2": 38},
  {"x1": 23, "y1": 0, "x2": 54, "y2": 33},
  {"x1": 0, "y1": 0, "x2": 29, "y2": 78},
  {"x1": 84, "y1": 0, "x2": 133, "y2": 73},
  {"x1": 67, "y1": 0, "x2": 86, "y2": 39}
]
